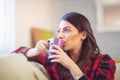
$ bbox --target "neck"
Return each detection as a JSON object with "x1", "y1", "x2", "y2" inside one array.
[{"x1": 69, "y1": 49, "x2": 81, "y2": 62}]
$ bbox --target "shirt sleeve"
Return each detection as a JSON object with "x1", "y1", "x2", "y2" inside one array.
[
  {"x1": 27, "y1": 53, "x2": 48, "y2": 65},
  {"x1": 78, "y1": 76, "x2": 88, "y2": 80},
  {"x1": 12, "y1": 46, "x2": 48, "y2": 65},
  {"x1": 12, "y1": 46, "x2": 30, "y2": 54}
]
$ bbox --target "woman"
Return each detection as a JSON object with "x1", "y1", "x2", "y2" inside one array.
[{"x1": 13, "y1": 12, "x2": 116, "y2": 80}]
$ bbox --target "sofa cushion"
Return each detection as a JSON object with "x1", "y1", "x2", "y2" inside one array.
[
  {"x1": 115, "y1": 63, "x2": 120, "y2": 80},
  {"x1": 0, "y1": 54, "x2": 49, "y2": 80},
  {"x1": 29, "y1": 61, "x2": 50, "y2": 80}
]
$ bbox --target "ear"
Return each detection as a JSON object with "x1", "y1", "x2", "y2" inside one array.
[{"x1": 81, "y1": 31, "x2": 87, "y2": 40}]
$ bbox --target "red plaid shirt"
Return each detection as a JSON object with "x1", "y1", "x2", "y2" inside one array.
[{"x1": 13, "y1": 47, "x2": 116, "y2": 80}]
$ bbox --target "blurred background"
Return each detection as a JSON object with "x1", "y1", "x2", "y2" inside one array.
[{"x1": 0, "y1": 0, "x2": 120, "y2": 59}]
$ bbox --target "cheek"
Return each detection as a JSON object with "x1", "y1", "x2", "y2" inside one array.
[
  {"x1": 65, "y1": 33, "x2": 80, "y2": 41},
  {"x1": 64, "y1": 33, "x2": 81, "y2": 48}
]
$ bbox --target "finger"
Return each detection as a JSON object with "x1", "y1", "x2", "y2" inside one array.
[
  {"x1": 36, "y1": 45, "x2": 46, "y2": 52},
  {"x1": 36, "y1": 40, "x2": 48, "y2": 49},
  {"x1": 48, "y1": 54, "x2": 61, "y2": 59},
  {"x1": 36, "y1": 43, "x2": 48, "y2": 53},
  {"x1": 37, "y1": 40, "x2": 49, "y2": 47},
  {"x1": 52, "y1": 44, "x2": 63, "y2": 51},
  {"x1": 38, "y1": 46, "x2": 45, "y2": 52},
  {"x1": 48, "y1": 49, "x2": 62, "y2": 55},
  {"x1": 46, "y1": 39, "x2": 50, "y2": 43},
  {"x1": 39, "y1": 43, "x2": 47, "y2": 49},
  {"x1": 41, "y1": 40, "x2": 49, "y2": 48},
  {"x1": 51, "y1": 58, "x2": 62, "y2": 63}
]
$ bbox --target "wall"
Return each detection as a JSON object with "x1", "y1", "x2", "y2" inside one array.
[
  {"x1": 16, "y1": 0, "x2": 120, "y2": 59},
  {"x1": 16, "y1": 0, "x2": 54, "y2": 48}
]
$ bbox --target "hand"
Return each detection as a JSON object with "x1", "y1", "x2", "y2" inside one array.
[
  {"x1": 35, "y1": 40, "x2": 50, "y2": 54},
  {"x1": 26, "y1": 40, "x2": 50, "y2": 57},
  {"x1": 48, "y1": 44, "x2": 83, "y2": 79},
  {"x1": 48, "y1": 44, "x2": 74, "y2": 69}
]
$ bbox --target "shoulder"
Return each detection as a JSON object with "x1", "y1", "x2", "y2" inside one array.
[
  {"x1": 90, "y1": 53, "x2": 116, "y2": 73},
  {"x1": 90, "y1": 53, "x2": 116, "y2": 69},
  {"x1": 91, "y1": 53, "x2": 114, "y2": 62}
]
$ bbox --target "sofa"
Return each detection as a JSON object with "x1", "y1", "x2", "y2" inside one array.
[
  {"x1": 115, "y1": 60, "x2": 120, "y2": 80},
  {"x1": 0, "y1": 54, "x2": 50, "y2": 80},
  {"x1": 0, "y1": 54, "x2": 119, "y2": 80}
]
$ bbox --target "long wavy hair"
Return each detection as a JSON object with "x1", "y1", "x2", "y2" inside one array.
[{"x1": 57, "y1": 12, "x2": 100, "y2": 80}]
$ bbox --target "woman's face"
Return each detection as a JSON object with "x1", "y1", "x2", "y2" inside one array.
[{"x1": 57, "y1": 20, "x2": 86, "y2": 52}]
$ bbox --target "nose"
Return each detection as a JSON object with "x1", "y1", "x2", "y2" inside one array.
[{"x1": 57, "y1": 31, "x2": 64, "y2": 39}]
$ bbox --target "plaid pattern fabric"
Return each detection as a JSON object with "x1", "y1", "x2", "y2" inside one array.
[{"x1": 13, "y1": 47, "x2": 116, "y2": 80}]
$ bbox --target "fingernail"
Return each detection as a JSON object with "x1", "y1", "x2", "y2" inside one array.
[
  {"x1": 51, "y1": 60, "x2": 54, "y2": 62},
  {"x1": 48, "y1": 56, "x2": 51, "y2": 59}
]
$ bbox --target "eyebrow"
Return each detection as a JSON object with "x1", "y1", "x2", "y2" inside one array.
[
  {"x1": 65, "y1": 26, "x2": 71, "y2": 28},
  {"x1": 59, "y1": 26, "x2": 71, "y2": 30}
]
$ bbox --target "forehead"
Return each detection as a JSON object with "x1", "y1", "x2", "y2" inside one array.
[{"x1": 59, "y1": 20, "x2": 74, "y2": 29}]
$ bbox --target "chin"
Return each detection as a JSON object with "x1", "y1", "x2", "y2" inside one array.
[
  {"x1": 63, "y1": 47, "x2": 69, "y2": 51},
  {"x1": 63, "y1": 45, "x2": 70, "y2": 51},
  {"x1": 63, "y1": 47, "x2": 66, "y2": 51}
]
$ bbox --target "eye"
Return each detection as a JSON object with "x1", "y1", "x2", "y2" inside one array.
[{"x1": 63, "y1": 28, "x2": 71, "y2": 32}]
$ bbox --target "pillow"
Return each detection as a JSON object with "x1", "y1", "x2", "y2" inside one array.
[
  {"x1": 29, "y1": 61, "x2": 50, "y2": 80},
  {"x1": 0, "y1": 54, "x2": 49, "y2": 80}
]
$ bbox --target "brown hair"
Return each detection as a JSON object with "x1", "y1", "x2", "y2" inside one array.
[{"x1": 57, "y1": 12, "x2": 100, "y2": 79}]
